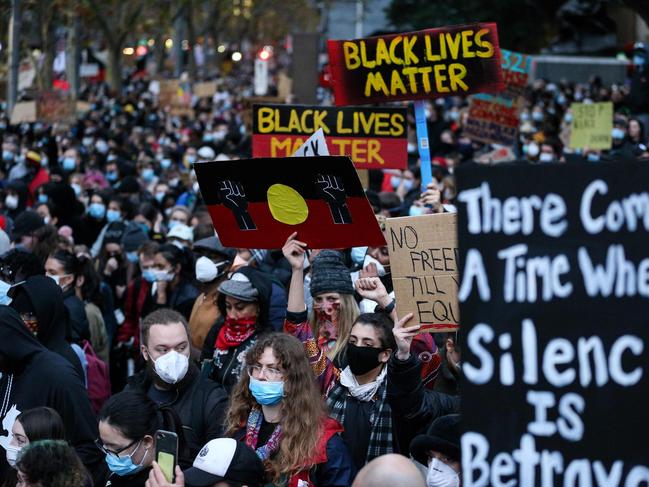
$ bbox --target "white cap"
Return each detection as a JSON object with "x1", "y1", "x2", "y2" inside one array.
[
  {"x1": 193, "y1": 438, "x2": 236, "y2": 476},
  {"x1": 167, "y1": 223, "x2": 194, "y2": 243},
  {"x1": 197, "y1": 146, "x2": 216, "y2": 161}
]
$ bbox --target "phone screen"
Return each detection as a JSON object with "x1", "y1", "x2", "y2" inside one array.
[{"x1": 158, "y1": 451, "x2": 174, "y2": 482}]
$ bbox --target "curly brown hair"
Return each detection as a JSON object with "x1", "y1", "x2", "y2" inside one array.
[
  {"x1": 17, "y1": 439, "x2": 87, "y2": 487},
  {"x1": 224, "y1": 332, "x2": 328, "y2": 481}
]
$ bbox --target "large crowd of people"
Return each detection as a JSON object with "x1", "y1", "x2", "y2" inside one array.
[{"x1": 0, "y1": 39, "x2": 647, "y2": 487}]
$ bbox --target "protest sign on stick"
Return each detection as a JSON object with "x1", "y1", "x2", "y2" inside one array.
[
  {"x1": 456, "y1": 161, "x2": 649, "y2": 485},
  {"x1": 386, "y1": 213, "x2": 459, "y2": 332},
  {"x1": 569, "y1": 101, "x2": 613, "y2": 150},
  {"x1": 10, "y1": 101, "x2": 37, "y2": 125},
  {"x1": 327, "y1": 23, "x2": 503, "y2": 105},
  {"x1": 36, "y1": 91, "x2": 75, "y2": 124},
  {"x1": 253, "y1": 104, "x2": 407, "y2": 169}
]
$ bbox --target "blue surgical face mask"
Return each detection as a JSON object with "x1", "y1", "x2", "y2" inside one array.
[
  {"x1": 390, "y1": 176, "x2": 401, "y2": 189},
  {"x1": 160, "y1": 158, "x2": 172, "y2": 170},
  {"x1": 142, "y1": 269, "x2": 157, "y2": 283},
  {"x1": 104, "y1": 441, "x2": 149, "y2": 476},
  {"x1": 2, "y1": 150, "x2": 14, "y2": 162},
  {"x1": 185, "y1": 154, "x2": 196, "y2": 165},
  {"x1": 106, "y1": 209, "x2": 122, "y2": 223},
  {"x1": 409, "y1": 205, "x2": 426, "y2": 217},
  {"x1": 532, "y1": 111, "x2": 544, "y2": 122},
  {"x1": 89, "y1": 202, "x2": 106, "y2": 220},
  {"x1": 612, "y1": 127, "x2": 626, "y2": 140},
  {"x1": 106, "y1": 171, "x2": 118, "y2": 182},
  {"x1": 137, "y1": 222, "x2": 150, "y2": 234},
  {"x1": 249, "y1": 376, "x2": 284, "y2": 406},
  {"x1": 155, "y1": 191, "x2": 166, "y2": 203},
  {"x1": 564, "y1": 113, "x2": 573, "y2": 124},
  {"x1": 62, "y1": 157, "x2": 76, "y2": 171},
  {"x1": 402, "y1": 180, "x2": 414, "y2": 192},
  {"x1": 0, "y1": 280, "x2": 13, "y2": 306},
  {"x1": 587, "y1": 153, "x2": 600, "y2": 162},
  {"x1": 633, "y1": 55, "x2": 646, "y2": 66},
  {"x1": 126, "y1": 252, "x2": 139, "y2": 263},
  {"x1": 141, "y1": 168, "x2": 155, "y2": 182},
  {"x1": 38, "y1": 193, "x2": 49, "y2": 204},
  {"x1": 351, "y1": 246, "x2": 368, "y2": 265}
]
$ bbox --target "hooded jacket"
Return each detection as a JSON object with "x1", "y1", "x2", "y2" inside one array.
[
  {"x1": 200, "y1": 266, "x2": 274, "y2": 392},
  {"x1": 0, "y1": 306, "x2": 103, "y2": 483},
  {"x1": 10, "y1": 275, "x2": 85, "y2": 381}
]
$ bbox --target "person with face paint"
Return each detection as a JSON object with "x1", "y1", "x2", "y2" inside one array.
[
  {"x1": 187, "y1": 236, "x2": 234, "y2": 350},
  {"x1": 4, "y1": 407, "x2": 66, "y2": 483},
  {"x1": 200, "y1": 266, "x2": 273, "y2": 393},
  {"x1": 125, "y1": 309, "x2": 228, "y2": 462},
  {"x1": 410, "y1": 415, "x2": 461, "y2": 487},
  {"x1": 283, "y1": 235, "x2": 457, "y2": 470},
  {"x1": 45, "y1": 249, "x2": 91, "y2": 342},
  {"x1": 97, "y1": 391, "x2": 186, "y2": 486},
  {"x1": 223, "y1": 333, "x2": 355, "y2": 486}
]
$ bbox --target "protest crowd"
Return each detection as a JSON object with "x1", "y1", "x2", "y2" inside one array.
[{"x1": 0, "y1": 21, "x2": 648, "y2": 487}]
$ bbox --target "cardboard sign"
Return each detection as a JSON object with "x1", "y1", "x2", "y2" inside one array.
[
  {"x1": 158, "y1": 79, "x2": 193, "y2": 118},
  {"x1": 464, "y1": 49, "x2": 532, "y2": 146},
  {"x1": 386, "y1": 213, "x2": 459, "y2": 332},
  {"x1": 193, "y1": 81, "x2": 218, "y2": 98},
  {"x1": 36, "y1": 91, "x2": 75, "y2": 124},
  {"x1": 194, "y1": 156, "x2": 386, "y2": 249},
  {"x1": 10, "y1": 101, "x2": 37, "y2": 125},
  {"x1": 456, "y1": 161, "x2": 649, "y2": 484},
  {"x1": 252, "y1": 104, "x2": 407, "y2": 169},
  {"x1": 569, "y1": 101, "x2": 613, "y2": 150},
  {"x1": 474, "y1": 145, "x2": 517, "y2": 164},
  {"x1": 292, "y1": 128, "x2": 330, "y2": 157},
  {"x1": 327, "y1": 23, "x2": 503, "y2": 106}
]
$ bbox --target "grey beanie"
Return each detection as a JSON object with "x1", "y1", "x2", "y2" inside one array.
[{"x1": 309, "y1": 250, "x2": 354, "y2": 296}]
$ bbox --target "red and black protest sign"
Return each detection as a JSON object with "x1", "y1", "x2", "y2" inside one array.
[
  {"x1": 194, "y1": 156, "x2": 386, "y2": 249},
  {"x1": 252, "y1": 104, "x2": 408, "y2": 169},
  {"x1": 327, "y1": 23, "x2": 503, "y2": 106},
  {"x1": 457, "y1": 161, "x2": 649, "y2": 484}
]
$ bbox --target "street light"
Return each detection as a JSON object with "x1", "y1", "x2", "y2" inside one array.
[{"x1": 231, "y1": 51, "x2": 242, "y2": 62}]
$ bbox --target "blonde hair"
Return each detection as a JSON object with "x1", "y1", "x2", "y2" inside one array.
[
  {"x1": 224, "y1": 333, "x2": 328, "y2": 481},
  {"x1": 308, "y1": 293, "x2": 359, "y2": 360}
]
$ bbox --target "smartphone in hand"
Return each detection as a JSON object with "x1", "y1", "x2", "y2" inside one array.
[{"x1": 155, "y1": 430, "x2": 178, "y2": 483}]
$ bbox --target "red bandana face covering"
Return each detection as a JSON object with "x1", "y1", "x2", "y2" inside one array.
[
  {"x1": 315, "y1": 303, "x2": 340, "y2": 354},
  {"x1": 215, "y1": 316, "x2": 257, "y2": 351}
]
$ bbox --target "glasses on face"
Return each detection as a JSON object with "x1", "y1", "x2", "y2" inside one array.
[
  {"x1": 95, "y1": 438, "x2": 139, "y2": 458},
  {"x1": 247, "y1": 364, "x2": 283, "y2": 381}
]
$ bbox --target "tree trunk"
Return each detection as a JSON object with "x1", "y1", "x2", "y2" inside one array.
[
  {"x1": 66, "y1": 16, "x2": 81, "y2": 98},
  {"x1": 7, "y1": 0, "x2": 21, "y2": 115},
  {"x1": 173, "y1": 5, "x2": 185, "y2": 78},
  {"x1": 41, "y1": 16, "x2": 55, "y2": 91},
  {"x1": 107, "y1": 43, "x2": 122, "y2": 95},
  {"x1": 186, "y1": 0, "x2": 197, "y2": 81}
]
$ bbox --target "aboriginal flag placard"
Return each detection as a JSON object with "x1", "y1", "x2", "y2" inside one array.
[
  {"x1": 194, "y1": 156, "x2": 386, "y2": 249},
  {"x1": 327, "y1": 23, "x2": 503, "y2": 106}
]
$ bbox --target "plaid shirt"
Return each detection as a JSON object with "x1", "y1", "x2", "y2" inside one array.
[{"x1": 284, "y1": 312, "x2": 394, "y2": 463}]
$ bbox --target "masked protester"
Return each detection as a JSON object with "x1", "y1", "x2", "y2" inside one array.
[
  {"x1": 124, "y1": 309, "x2": 228, "y2": 461},
  {"x1": 283, "y1": 236, "x2": 458, "y2": 470},
  {"x1": 45, "y1": 249, "x2": 91, "y2": 342},
  {"x1": 3, "y1": 407, "x2": 65, "y2": 487},
  {"x1": 97, "y1": 391, "x2": 186, "y2": 486},
  {"x1": 9, "y1": 276, "x2": 85, "y2": 382},
  {"x1": 99, "y1": 222, "x2": 129, "y2": 309},
  {"x1": 200, "y1": 267, "x2": 273, "y2": 393},
  {"x1": 188, "y1": 236, "x2": 234, "y2": 350},
  {"x1": 15, "y1": 440, "x2": 89, "y2": 487},
  {"x1": 0, "y1": 307, "x2": 102, "y2": 483},
  {"x1": 410, "y1": 415, "x2": 461, "y2": 487},
  {"x1": 223, "y1": 333, "x2": 355, "y2": 486},
  {"x1": 78, "y1": 193, "x2": 108, "y2": 247},
  {"x1": 150, "y1": 244, "x2": 198, "y2": 320}
]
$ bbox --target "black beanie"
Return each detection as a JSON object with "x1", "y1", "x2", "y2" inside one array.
[{"x1": 309, "y1": 250, "x2": 354, "y2": 296}]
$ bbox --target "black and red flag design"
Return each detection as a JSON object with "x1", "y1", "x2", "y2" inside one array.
[{"x1": 194, "y1": 156, "x2": 386, "y2": 249}]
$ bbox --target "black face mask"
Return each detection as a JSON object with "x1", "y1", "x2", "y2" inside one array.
[{"x1": 346, "y1": 343, "x2": 384, "y2": 376}]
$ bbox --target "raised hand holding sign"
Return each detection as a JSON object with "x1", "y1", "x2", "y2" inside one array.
[
  {"x1": 315, "y1": 173, "x2": 352, "y2": 224},
  {"x1": 216, "y1": 180, "x2": 256, "y2": 230}
]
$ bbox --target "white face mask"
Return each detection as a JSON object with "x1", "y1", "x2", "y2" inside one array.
[
  {"x1": 427, "y1": 458, "x2": 460, "y2": 487},
  {"x1": 4, "y1": 194, "x2": 18, "y2": 210},
  {"x1": 47, "y1": 273, "x2": 70, "y2": 289},
  {"x1": 539, "y1": 152, "x2": 554, "y2": 162},
  {"x1": 195, "y1": 256, "x2": 228, "y2": 283},
  {"x1": 6, "y1": 444, "x2": 21, "y2": 468},
  {"x1": 153, "y1": 269, "x2": 175, "y2": 282},
  {"x1": 363, "y1": 254, "x2": 387, "y2": 277},
  {"x1": 153, "y1": 350, "x2": 189, "y2": 384}
]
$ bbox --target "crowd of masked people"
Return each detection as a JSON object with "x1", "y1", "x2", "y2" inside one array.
[{"x1": 1, "y1": 43, "x2": 649, "y2": 486}]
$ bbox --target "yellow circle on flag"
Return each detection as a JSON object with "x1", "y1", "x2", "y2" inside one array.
[{"x1": 267, "y1": 184, "x2": 309, "y2": 225}]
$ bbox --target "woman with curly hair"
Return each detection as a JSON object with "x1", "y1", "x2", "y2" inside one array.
[
  {"x1": 223, "y1": 332, "x2": 355, "y2": 486},
  {"x1": 15, "y1": 439, "x2": 90, "y2": 487}
]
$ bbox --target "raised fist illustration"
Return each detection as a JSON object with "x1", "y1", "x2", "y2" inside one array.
[
  {"x1": 315, "y1": 174, "x2": 352, "y2": 224},
  {"x1": 216, "y1": 180, "x2": 256, "y2": 230}
]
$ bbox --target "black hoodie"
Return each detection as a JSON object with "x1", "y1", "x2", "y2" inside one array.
[
  {"x1": 201, "y1": 266, "x2": 274, "y2": 392},
  {"x1": 10, "y1": 275, "x2": 85, "y2": 382},
  {"x1": 0, "y1": 306, "x2": 103, "y2": 483}
]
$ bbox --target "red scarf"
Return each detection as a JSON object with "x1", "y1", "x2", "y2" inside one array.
[{"x1": 215, "y1": 316, "x2": 257, "y2": 350}]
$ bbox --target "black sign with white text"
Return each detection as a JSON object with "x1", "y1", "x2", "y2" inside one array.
[{"x1": 456, "y1": 162, "x2": 649, "y2": 486}]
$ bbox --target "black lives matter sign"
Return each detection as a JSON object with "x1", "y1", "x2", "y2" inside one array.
[{"x1": 456, "y1": 162, "x2": 649, "y2": 486}]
